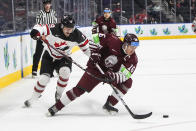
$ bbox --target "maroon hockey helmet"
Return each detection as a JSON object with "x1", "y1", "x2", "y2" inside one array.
[{"x1": 123, "y1": 33, "x2": 139, "y2": 47}]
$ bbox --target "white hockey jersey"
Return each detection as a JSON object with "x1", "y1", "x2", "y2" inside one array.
[{"x1": 32, "y1": 24, "x2": 90, "y2": 59}]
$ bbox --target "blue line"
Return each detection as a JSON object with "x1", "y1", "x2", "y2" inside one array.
[
  {"x1": 119, "y1": 22, "x2": 192, "y2": 26},
  {"x1": 0, "y1": 32, "x2": 30, "y2": 39},
  {"x1": 0, "y1": 22, "x2": 192, "y2": 38}
]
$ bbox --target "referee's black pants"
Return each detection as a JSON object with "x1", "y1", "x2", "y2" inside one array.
[{"x1": 32, "y1": 40, "x2": 44, "y2": 73}]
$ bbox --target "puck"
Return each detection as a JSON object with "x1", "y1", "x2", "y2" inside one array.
[{"x1": 163, "y1": 115, "x2": 169, "y2": 118}]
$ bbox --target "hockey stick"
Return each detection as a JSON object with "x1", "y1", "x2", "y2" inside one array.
[
  {"x1": 95, "y1": 64, "x2": 152, "y2": 119},
  {"x1": 42, "y1": 39, "x2": 113, "y2": 83}
]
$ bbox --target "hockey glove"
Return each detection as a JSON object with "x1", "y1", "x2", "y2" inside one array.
[
  {"x1": 90, "y1": 52, "x2": 101, "y2": 64},
  {"x1": 92, "y1": 28, "x2": 98, "y2": 34},
  {"x1": 106, "y1": 71, "x2": 127, "y2": 85},
  {"x1": 89, "y1": 41, "x2": 101, "y2": 52},
  {"x1": 30, "y1": 29, "x2": 41, "y2": 40}
]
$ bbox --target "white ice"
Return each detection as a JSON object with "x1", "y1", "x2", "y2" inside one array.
[{"x1": 0, "y1": 39, "x2": 196, "y2": 131}]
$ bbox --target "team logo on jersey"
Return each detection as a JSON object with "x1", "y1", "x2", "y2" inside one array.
[
  {"x1": 54, "y1": 42, "x2": 67, "y2": 47},
  {"x1": 105, "y1": 55, "x2": 118, "y2": 68},
  {"x1": 102, "y1": 25, "x2": 108, "y2": 33}
]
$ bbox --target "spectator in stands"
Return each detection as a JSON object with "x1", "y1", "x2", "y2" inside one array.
[
  {"x1": 168, "y1": 0, "x2": 174, "y2": 11},
  {"x1": 0, "y1": 1, "x2": 12, "y2": 32},
  {"x1": 191, "y1": 0, "x2": 196, "y2": 19},
  {"x1": 113, "y1": 2, "x2": 121, "y2": 24},
  {"x1": 176, "y1": 0, "x2": 190, "y2": 22},
  {"x1": 137, "y1": 9, "x2": 147, "y2": 24},
  {"x1": 149, "y1": 17, "x2": 158, "y2": 24},
  {"x1": 129, "y1": 10, "x2": 147, "y2": 24}
]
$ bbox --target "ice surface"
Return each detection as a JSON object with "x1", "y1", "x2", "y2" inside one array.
[{"x1": 0, "y1": 39, "x2": 196, "y2": 131}]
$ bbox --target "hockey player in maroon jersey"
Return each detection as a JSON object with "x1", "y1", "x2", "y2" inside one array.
[
  {"x1": 92, "y1": 8, "x2": 117, "y2": 44},
  {"x1": 92, "y1": 8, "x2": 117, "y2": 35},
  {"x1": 47, "y1": 33, "x2": 139, "y2": 116},
  {"x1": 24, "y1": 15, "x2": 90, "y2": 107}
]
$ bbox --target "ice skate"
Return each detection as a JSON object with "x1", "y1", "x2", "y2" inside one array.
[
  {"x1": 47, "y1": 105, "x2": 59, "y2": 117},
  {"x1": 23, "y1": 93, "x2": 42, "y2": 108},
  {"x1": 23, "y1": 100, "x2": 32, "y2": 108},
  {"x1": 103, "y1": 99, "x2": 118, "y2": 115}
]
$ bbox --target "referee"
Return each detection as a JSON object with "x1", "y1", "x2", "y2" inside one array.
[{"x1": 32, "y1": 0, "x2": 57, "y2": 78}]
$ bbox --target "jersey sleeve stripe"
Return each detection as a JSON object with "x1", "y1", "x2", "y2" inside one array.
[
  {"x1": 79, "y1": 39, "x2": 89, "y2": 47},
  {"x1": 45, "y1": 24, "x2": 50, "y2": 35}
]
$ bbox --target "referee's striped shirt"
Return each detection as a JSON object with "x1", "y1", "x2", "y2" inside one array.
[{"x1": 36, "y1": 9, "x2": 57, "y2": 25}]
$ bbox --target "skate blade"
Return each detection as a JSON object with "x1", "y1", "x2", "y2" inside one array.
[
  {"x1": 103, "y1": 108, "x2": 118, "y2": 115},
  {"x1": 22, "y1": 102, "x2": 31, "y2": 108},
  {"x1": 45, "y1": 112, "x2": 53, "y2": 117},
  {"x1": 22, "y1": 105, "x2": 31, "y2": 108}
]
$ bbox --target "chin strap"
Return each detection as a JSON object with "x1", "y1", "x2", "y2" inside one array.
[{"x1": 122, "y1": 44, "x2": 128, "y2": 55}]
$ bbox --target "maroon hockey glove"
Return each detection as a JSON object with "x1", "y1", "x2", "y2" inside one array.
[
  {"x1": 90, "y1": 52, "x2": 101, "y2": 64},
  {"x1": 89, "y1": 41, "x2": 102, "y2": 64},
  {"x1": 106, "y1": 71, "x2": 127, "y2": 85},
  {"x1": 30, "y1": 29, "x2": 41, "y2": 40},
  {"x1": 89, "y1": 40, "x2": 101, "y2": 53}
]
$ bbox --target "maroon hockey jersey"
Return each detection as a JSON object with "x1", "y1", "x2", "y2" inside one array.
[
  {"x1": 95, "y1": 16, "x2": 117, "y2": 34},
  {"x1": 88, "y1": 34, "x2": 138, "y2": 77}
]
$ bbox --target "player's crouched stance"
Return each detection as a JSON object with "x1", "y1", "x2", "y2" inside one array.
[
  {"x1": 47, "y1": 33, "x2": 139, "y2": 116},
  {"x1": 24, "y1": 15, "x2": 90, "y2": 108}
]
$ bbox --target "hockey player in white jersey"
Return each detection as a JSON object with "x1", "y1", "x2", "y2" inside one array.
[{"x1": 24, "y1": 15, "x2": 90, "y2": 107}]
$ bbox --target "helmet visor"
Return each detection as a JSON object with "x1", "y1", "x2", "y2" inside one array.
[
  {"x1": 125, "y1": 41, "x2": 139, "y2": 47},
  {"x1": 104, "y1": 9, "x2": 111, "y2": 13},
  {"x1": 131, "y1": 41, "x2": 139, "y2": 46}
]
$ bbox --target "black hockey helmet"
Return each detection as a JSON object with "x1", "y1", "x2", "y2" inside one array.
[
  {"x1": 123, "y1": 33, "x2": 139, "y2": 47},
  {"x1": 61, "y1": 14, "x2": 75, "y2": 28},
  {"x1": 43, "y1": 0, "x2": 51, "y2": 4}
]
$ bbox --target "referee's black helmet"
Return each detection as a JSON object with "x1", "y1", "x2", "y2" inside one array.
[{"x1": 43, "y1": 0, "x2": 51, "y2": 4}]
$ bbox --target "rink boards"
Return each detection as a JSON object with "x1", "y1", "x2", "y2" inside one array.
[{"x1": 0, "y1": 23, "x2": 196, "y2": 88}]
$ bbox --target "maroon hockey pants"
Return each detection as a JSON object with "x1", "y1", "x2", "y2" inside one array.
[{"x1": 66, "y1": 67, "x2": 133, "y2": 105}]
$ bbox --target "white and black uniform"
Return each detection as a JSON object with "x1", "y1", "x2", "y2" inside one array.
[
  {"x1": 32, "y1": 9, "x2": 57, "y2": 75},
  {"x1": 36, "y1": 9, "x2": 57, "y2": 26},
  {"x1": 34, "y1": 24, "x2": 89, "y2": 56},
  {"x1": 28, "y1": 24, "x2": 90, "y2": 102}
]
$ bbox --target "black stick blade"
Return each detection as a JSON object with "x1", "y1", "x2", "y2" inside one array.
[{"x1": 133, "y1": 112, "x2": 152, "y2": 119}]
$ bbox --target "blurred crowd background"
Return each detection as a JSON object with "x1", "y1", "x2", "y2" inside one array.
[{"x1": 0, "y1": 0, "x2": 196, "y2": 35}]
